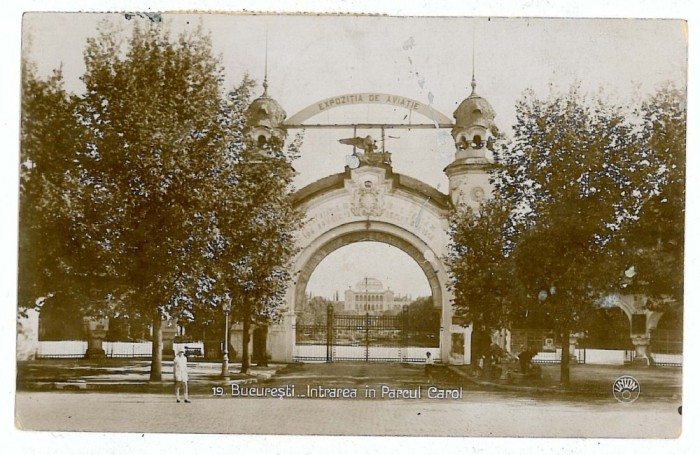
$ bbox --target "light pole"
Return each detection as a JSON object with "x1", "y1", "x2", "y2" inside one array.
[{"x1": 221, "y1": 302, "x2": 231, "y2": 378}]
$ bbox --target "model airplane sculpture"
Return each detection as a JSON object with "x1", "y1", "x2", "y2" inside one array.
[
  {"x1": 338, "y1": 135, "x2": 377, "y2": 152},
  {"x1": 339, "y1": 135, "x2": 391, "y2": 168}
]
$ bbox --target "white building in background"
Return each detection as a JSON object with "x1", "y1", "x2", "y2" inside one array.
[{"x1": 343, "y1": 277, "x2": 410, "y2": 315}]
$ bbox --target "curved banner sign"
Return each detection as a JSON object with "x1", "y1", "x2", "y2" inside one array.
[{"x1": 285, "y1": 93, "x2": 454, "y2": 126}]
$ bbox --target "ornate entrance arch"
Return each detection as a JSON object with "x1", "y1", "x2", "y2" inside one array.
[
  {"x1": 294, "y1": 227, "x2": 444, "y2": 314},
  {"x1": 264, "y1": 164, "x2": 473, "y2": 364},
  {"x1": 247, "y1": 85, "x2": 500, "y2": 365},
  {"x1": 285, "y1": 92, "x2": 454, "y2": 126}
]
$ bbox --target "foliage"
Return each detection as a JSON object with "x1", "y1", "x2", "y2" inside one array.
[
  {"x1": 496, "y1": 87, "x2": 663, "y2": 328},
  {"x1": 615, "y1": 85, "x2": 686, "y2": 309},
  {"x1": 59, "y1": 22, "x2": 229, "y2": 379},
  {"x1": 447, "y1": 85, "x2": 683, "y2": 384},
  {"x1": 72, "y1": 22, "x2": 227, "y2": 325},
  {"x1": 298, "y1": 295, "x2": 334, "y2": 326},
  {"x1": 18, "y1": 61, "x2": 85, "y2": 316},
  {"x1": 198, "y1": 118, "x2": 303, "y2": 324},
  {"x1": 20, "y1": 20, "x2": 305, "y2": 376},
  {"x1": 446, "y1": 196, "x2": 517, "y2": 331},
  {"x1": 195, "y1": 84, "x2": 305, "y2": 371},
  {"x1": 406, "y1": 296, "x2": 440, "y2": 332}
]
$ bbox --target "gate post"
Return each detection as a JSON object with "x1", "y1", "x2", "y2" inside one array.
[
  {"x1": 365, "y1": 312, "x2": 371, "y2": 362},
  {"x1": 326, "y1": 304, "x2": 334, "y2": 363},
  {"x1": 401, "y1": 305, "x2": 409, "y2": 363}
]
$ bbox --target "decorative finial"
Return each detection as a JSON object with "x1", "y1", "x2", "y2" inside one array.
[
  {"x1": 263, "y1": 30, "x2": 269, "y2": 97},
  {"x1": 470, "y1": 19, "x2": 477, "y2": 95}
]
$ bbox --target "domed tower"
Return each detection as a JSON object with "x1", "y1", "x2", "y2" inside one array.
[
  {"x1": 444, "y1": 75, "x2": 497, "y2": 208},
  {"x1": 244, "y1": 76, "x2": 287, "y2": 151}
]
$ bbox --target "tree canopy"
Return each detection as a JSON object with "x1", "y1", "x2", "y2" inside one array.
[
  {"x1": 447, "y1": 85, "x2": 685, "y2": 384},
  {"x1": 446, "y1": 196, "x2": 517, "y2": 331},
  {"x1": 18, "y1": 61, "x2": 84, "y2": 315},
  {"x1": 196, "y1": 94, "x2": 304, "y2": 371},
  {"x1": 615, "y1": 86, "x2": 686, "y2": 309},
  {"x1": 19, "y1": 21, "x2": 304, "y2": 378}
]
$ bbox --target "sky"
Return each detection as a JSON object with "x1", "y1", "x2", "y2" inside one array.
[
  {"x1": 19, "y1": 13, "x2": 688, "y2": 300},
  {"x1": 306, "y1": 242, "x2": 430, "y2": 299},
  {"x1": 23, "y1": 14, "x2": 687, "y2": 192}
]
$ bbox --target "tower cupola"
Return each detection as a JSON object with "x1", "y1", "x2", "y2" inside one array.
[{"x1": 451, "y1": 75, "x2": 496, "y2": 162}]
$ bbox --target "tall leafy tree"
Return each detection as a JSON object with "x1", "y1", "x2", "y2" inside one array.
[
  {"x1": 449, "y1": 86, "x2": 672, "y2": 385},
  {"x1": 72, "y1": 22, "x2": 227, "y2": 380},
  {"x1": 298, "y1": 294, "x2": 334, "y2": 326},
  {"x1": 18, "y1": 60, "x2": 85, "y2": 317},
  {"x1": 197, "y1": 82, "x2": 304, "y2": 373},
  {"x1": 406, "y1": 296, "x2": 441, "y2": 335},
  {"x1": 498, "y1": 87, "x2": 664, "y2": 384},
  {"x1": 616, "y1": 86, "x2": 686, "y2": 309},
  {"x1": 446, "y1": 196, "x2": 519, "y2": 345}
]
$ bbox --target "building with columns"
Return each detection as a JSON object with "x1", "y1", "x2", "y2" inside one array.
[{"x1": 342, "y1": 278, "x2": 410, "y2": 315}]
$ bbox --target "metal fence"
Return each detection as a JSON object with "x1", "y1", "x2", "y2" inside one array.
[
  {"x1": 36, "y1": 341, "x2": 87, "y2": 358},
  {"x1": 530, "y1": 349, "x2": 587, "y2": 365},
  {"x1": 294, "y1": 305, "x2": 441, "y2": 363},
  {"x1": 624, "y1": 350, "x2": 682, "y2": 367},
  {"x1": 35, "y1": 341, "x2": 205, "y2": 359}
]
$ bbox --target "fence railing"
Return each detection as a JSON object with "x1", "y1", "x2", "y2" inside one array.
[
  {"x1": 651, "y1": 353, "x2": 683, "y2": 367},
  {"x1": 36, "y1": 341, "x2": 87, "y2": 358},
  {"x1": 531, "y1": 349, "x2": 586, "y2": 365},
  {"x1": 32, "y1": 341, "x2": 683, "y2": 367},
  {"x1": 35, "y1": 341, "x2": 205, "y2": 359},
  {"x1": 624, "y1": 350, "x2": 682, "y2": 367}
]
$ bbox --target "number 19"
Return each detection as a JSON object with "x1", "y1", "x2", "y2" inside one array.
[{"x1": 212, "y1": 386, "x2": 225, "y2": 396}]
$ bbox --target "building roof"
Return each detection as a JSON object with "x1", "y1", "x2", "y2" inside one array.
[{"x1": 354, "y1": 277, "x2": 384, "y2": 292}]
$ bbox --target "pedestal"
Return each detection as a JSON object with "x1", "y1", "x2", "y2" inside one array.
[
  {"x1": 569, "y1": 335, "x2": 578, "y2": 362},
  {"x1": 17, "y1": 308, "x2": 40, "y2": 361},
  {"x1": 162, "y1": 319, "x2": 178, "y2": 360},
  {"x1": 85, "y1": 329, "x2": 107, "y2": 360},
  {"x1": 631, "y1": 335, "x2": 652, "y2": 367},
  {"x1": 84, "y1": 318, "x2": 109, "y2": 360},
  {"x1": 267, "y1": 320, "x2": 290, "y2": 362}
]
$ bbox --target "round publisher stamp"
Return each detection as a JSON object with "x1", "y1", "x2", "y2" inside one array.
[{"x1": 612, "y1": 375, "x2": 641, "y2": 403}]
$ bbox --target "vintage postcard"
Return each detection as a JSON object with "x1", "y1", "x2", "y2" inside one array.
[{"x1": 15, "y1": 12, "x2": 687, "y2": 440}]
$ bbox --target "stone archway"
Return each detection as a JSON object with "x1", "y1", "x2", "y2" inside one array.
[
  {"x1": 264, "y1": 163, "x2": 473, "y2": 364},
  {"x1": 292, "y1": 224, "x2": 448, "y2": 363},
  {"x1": 246, "y1": 85, "x2": 499, "y2": 366},
  {"x1": 294, "y1": 227, "x2": 444, "y2": 316}
]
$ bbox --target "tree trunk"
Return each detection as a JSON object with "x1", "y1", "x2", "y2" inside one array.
[
  {"x1": 259, "y1": 324, "x2": 269, "y2": 367},
  {"x1": 241, "y1": 312, "x2": 251, "y2": 374},
  {"x1": 149, "y1": 312, "x2": 163, "y2": 382},
  {"x1": 559, "y1": 327, "x2": 570, "y2": 387}
]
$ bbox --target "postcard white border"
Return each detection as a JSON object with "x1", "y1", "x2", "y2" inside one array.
[{"x1": 2, "y1": 1, "x2": 697, "y2": 454}]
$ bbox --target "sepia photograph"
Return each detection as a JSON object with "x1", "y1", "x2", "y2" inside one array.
[{"x1": 8, "y1": 3, "x2": 693, "y2": 450}]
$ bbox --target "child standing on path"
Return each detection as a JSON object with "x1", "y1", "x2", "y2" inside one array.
[{"x1": 174, "y1": 350, "x2": 190, "y2": 403}]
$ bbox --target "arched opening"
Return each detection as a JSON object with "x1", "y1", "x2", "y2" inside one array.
[
  {"x1": 580, "y1": 307, "x2": 633, "y2": 350},
  {"x1": 651, "y1": 308, "x2": 683, "y2": 354},
  {"x1": 292, "y1": 228, "x2": 446, "y2": 363},
  {"x1": 306, "y1": 242, "x2": 431, "y2": 312}
]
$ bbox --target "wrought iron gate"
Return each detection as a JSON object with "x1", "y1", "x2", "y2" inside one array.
[{"x1": 294, "y1": 304, "x2": 440, "y2": 363}]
